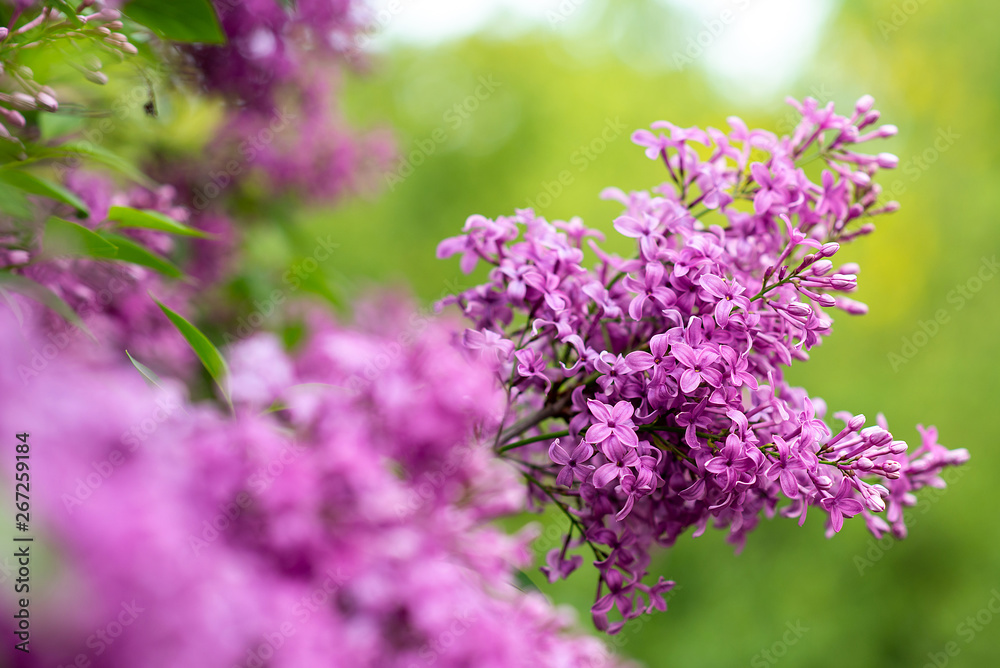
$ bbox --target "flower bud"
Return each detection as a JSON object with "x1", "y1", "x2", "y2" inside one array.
[
  {"x1": 876, "y1": 124, "x2": 898, "y2": 138},
  {"x1": 0, "y1": 107, "x2": 25, "y2": 127},
  {"x1": 856, "y1": 457, "x2": 873, "y2": 471},
  {"x1": 785, "y1": 302, "x2": 813, "y2": 318},
  {"x1": 829, "y1": 274, "x2": 857, "y2": 291},
  {"x1": 810, "y1": 260, "x2": 833, "y2": 276},
  {"x1": 849, "y1": 414, "x2": 866, "y2": 431},
  {"x1": 873, "y1": 201, "x2": 900, "y2": 215},
  {"x1": 862, "y1": 427, "x2": 892, "y2": 447},
  {"x1": 36, "y1": 92, "x2": 57, "y2": 112},
  {"x1": 9, "y1": 93, "x2": 36, "y2": 110},
  {"x1": 813, "y1": 293, "x2": 836, "y2": 308},
  {"x1": 83, "y1": 70, "x2": 109, "y2": 85},
  {"x1": 854, "y1": 95, "x2": 875, "y2": 116},
  {"x1": 866, "y1": 494, "x2": 885, "y2": 512},
  {"x1": 947, "y1": 448, "x2": 971, "y2": 464},
  {"x1": 6, "y1": 250, "x2": 29, "y2": 265},
  {"x1": 817, "y1": 242, "x2": 840, "y2": 258},
  {"x1": 859, "y1": 110, "x2": 881, "y2": 129},
  {"x1": 850, "y1": 171, "x2": 871, "y2": 187},
  {"x1": 877, "y1": 153, "x2": 899, "y2": 169},
  {"x1": 834, "y1": 297, "x2": 868, "y2": 315}
]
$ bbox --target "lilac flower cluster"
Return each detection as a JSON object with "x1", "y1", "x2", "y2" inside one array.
[
  {"x1": 438, "y1": 95, "x2": 970, "y2": 632},
  {"x1": 0, "y1": 303, "x2": 628, "y2": 668},
  {"x1": 0, "y1": 173, "x2": 195, "y2": 372},
  {"x1": 187, "y1": 0, "x2": 360, "y2": 111},
  {"x1": 181, "y1": 0, "x2": 394, "y2": 203}
]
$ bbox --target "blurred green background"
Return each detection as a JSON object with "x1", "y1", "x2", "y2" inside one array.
[{"x1": 84, "y1": 0, "x2": 1000, "y2": 665}]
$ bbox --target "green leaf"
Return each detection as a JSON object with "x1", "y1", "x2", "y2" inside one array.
[
  {"x1": 123, "y1": 0, "x2": 225, "y2": 44},
  {"x1": 42, "y1": 217, "x2": 118, "y2": 259},
  {"x1": 0, "y1": 271, "x2": 93, "y2": 340},
  {"x1": 126, "y1": 350, "x2": 163, "y2": 388},
  {"x1": 44, "y1": 1, "x2": 83, "y2": 26},
  {"x1": 38, "y1": 113, "x2": 86, "y2": 142},
  {"x1": 0, "y1": 182, "x2": 32, "y2": 219},
  {"x1": 298, "y1": 270, "x2": 344, "y2": 309},
  {"x1": 53, "y1": 142, "x2": 155, "y2": 188},
  {"x1": 513, "y1": 570, "x2": 541, "y2": 593},
  {"x1": 107, "y1": 206, "x2": 210, "y2": 238},
  {"x1": 99, "y1": 233, "x2": 183, "y2": 278},
  {"x1": 153, "y1": 296, "x2": 230, "y2": 403},
  {"x1": 0, "y1": 170, "x2": 90, "y2": 216}
]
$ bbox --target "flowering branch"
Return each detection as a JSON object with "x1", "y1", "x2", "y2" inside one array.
[{"x1": 438, "y1": 94, "x2": 969, "y2": 633}]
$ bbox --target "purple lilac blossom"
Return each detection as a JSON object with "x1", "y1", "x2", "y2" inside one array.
[
  {"x1": 438, "y1": 95, "x2": 970, "y2": 633},
  {"x1": 0, "y1": 172, "x2": 198, "y2": 372},
  {"x1": 0, "y1": 303, "x2": 629, "y2": 667},
  {"x1": 181, "y1": 0, "x2": 395, "y2": 203}
]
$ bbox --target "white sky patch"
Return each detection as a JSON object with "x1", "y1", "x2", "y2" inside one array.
[
  {"x1": 365, "y1": 0, "x2": 582, "y2": 46},
  {"x1": 665, "y1": 0, "x2": 836, "y2": 100},
  {"x1": 362, "y1": 0, "x2": 835, "y2": 101}
]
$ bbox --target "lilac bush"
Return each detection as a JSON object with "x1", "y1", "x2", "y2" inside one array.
[{"x1": 438, "y1": 95, "x2": 970, "y2": 632}]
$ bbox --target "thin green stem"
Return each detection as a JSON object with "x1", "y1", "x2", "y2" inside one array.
[
  {"x1": 519, "y1": 470, "x2": 607, "y2": 562},
  {"x1": 498, "y1": 430, "x2": 570, "y2": 454}
]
